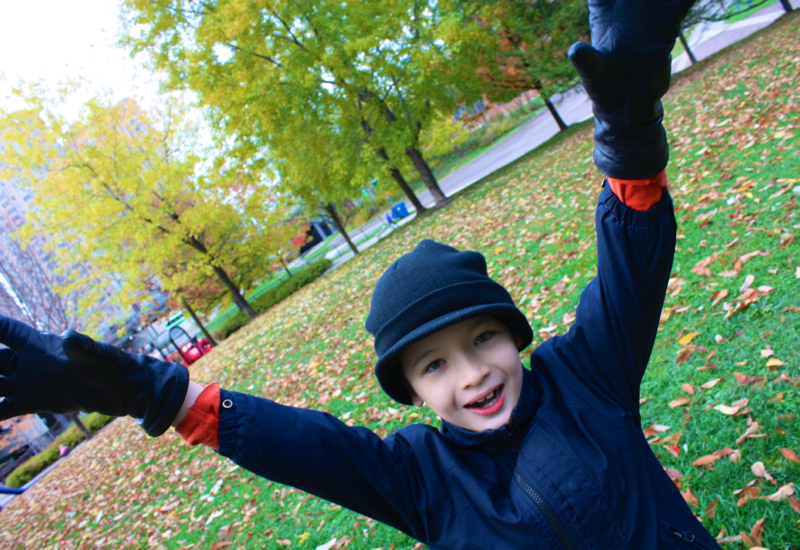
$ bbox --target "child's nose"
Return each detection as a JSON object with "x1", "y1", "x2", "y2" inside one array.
[{"x1": 459, "y1": 359, "x2": 490, "y2": 389}]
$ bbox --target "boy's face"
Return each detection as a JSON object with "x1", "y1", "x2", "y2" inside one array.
[{"x1": 400, "y1": 316, "x2": 524, "y2": 433}]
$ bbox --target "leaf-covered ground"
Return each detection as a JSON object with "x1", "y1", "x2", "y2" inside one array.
[{"x1": 2, "y1": 12, "x2": 799, "y2": 550}]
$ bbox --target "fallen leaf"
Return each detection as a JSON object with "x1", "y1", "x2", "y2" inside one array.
[
  {"x1": 740, "y1": 274, "x2": 755, "y2": 292},
  {"x1": 714, "y1": 404, "x2": 741, "y2": 415},
  {"x1": 736, "y1": 421, "x2": 762, "y2": 445},
  {"x1": 678, "y1": 332, "x2": 701, "y2": 345},
  {"x1": 681, "y1": 487, "x2": 699, "y2": 507},
  {"x1": 665, "y1": 445, "x2": 681, "y2": 458},
  {"x1": 692, "y1": 454, "x2": 720, "y2": 466},
  {"x1": 749, "y1": 517, "x2": 766, "y2": 547},
  {"x1": 681, "y1": 383, "x2": 695, "y2": 396},
  {"x1": 766, "y1": 358, "x2": 785, "y2": 368},
  {"x1": 780, "y1": 448, "x2": 800, "y2": 463},
  {"x1": 789, "y1": 496, "x2": 800, "y2": 515},
  {"x1": 701, "y1": 378, "x2": 723, "y2": 389},
  {"x1": 760, "y1": 348, "x2": 775, "y2": 358},
  {"x1": 643, "y1": 424, "x2": 671, "y2": 437},
  {"x1": 710, "y1": 289, "x2": 728, "y2": 306},
  {"x1": 669, "y1": 396, "x2": 691, "y2": 408},
  {"x1": 752, "y1": 461, "x2": 776, "y2": 483},
  {"x1": 739, "y1": 250, "x2": 769, "y2": 263},
  {"x1": 760, "y1": 483, "x2": 795, "y2": 501},
  {"x1": 705, "y1": 498, "x2": 719, "y2": 519}
]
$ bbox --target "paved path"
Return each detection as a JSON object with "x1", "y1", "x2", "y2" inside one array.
[{"x1": 311, "y1": 3, "x2": 797, "y2": 267}]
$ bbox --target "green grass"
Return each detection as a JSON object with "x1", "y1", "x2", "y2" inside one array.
[
  {"x1": 4, "y1": 413, "x2": 116, "y2": 489},
  {"x1": 1, "y1": 11, "x2": 799, "y2": 548}
]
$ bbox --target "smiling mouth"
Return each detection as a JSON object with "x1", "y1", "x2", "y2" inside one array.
[{"x1": 465, "y1": 385, "x2": 505, "y2": 415}]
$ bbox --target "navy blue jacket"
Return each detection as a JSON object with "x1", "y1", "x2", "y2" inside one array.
[{"x1": 217, "y1": 185, "x2": 722, "y2": 549}]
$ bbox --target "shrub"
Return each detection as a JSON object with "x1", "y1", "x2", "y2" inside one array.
[
  {"x1": 212, "y1": 259, "x2": 333, "y2": 341},
  {"x1": 4, "y1": 413, "x2": 115, "y2": 488}
]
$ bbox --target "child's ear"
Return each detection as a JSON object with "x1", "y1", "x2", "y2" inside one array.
[{"x1": 515, "y1": 334, "x2": 524, "y2": 349}]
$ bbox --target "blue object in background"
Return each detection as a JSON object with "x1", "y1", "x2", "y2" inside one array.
[{"x1": 391, "y1": 202, "x2": 409, "y2": 220}]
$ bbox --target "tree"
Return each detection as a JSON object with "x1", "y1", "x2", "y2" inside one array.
[
  {"x1": 440, "y1": 0, "x2": 588, "y2": 131},
  {"x1": 0, "y1": 237, "x2": 76, "y2": 333},
  {"x1": 0, "y1": 87, "x2": 298, "y2": 324},
  {"x1": 122, "y1": 0, "x2": 457, "y2": 209},
  {"x1": 678, "y1": 0, "x2": 778, "y2": 65}
]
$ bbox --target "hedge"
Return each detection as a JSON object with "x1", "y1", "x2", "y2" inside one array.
[
  {"x1": 213, "y1": 258, "x2": 333, "y2": 341},
  {"x1": 4, "y1": 413, "x2": 116, "y2": 488}
]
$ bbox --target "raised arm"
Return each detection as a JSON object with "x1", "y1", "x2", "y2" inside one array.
[{"x1": 551, "y1": 0, "x2": 695, "y2": 415}]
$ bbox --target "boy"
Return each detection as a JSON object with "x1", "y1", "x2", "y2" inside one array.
[{"x1": 0, "y1": 0, "x2": 722, "y2": 547}]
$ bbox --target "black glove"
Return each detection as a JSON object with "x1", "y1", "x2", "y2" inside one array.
[
  {"x1": 0, "y1": 315, "x2": 189, "y2": 437},
  {"x1": 568, "y1": 0, "x2": 697, "y2": 180}
]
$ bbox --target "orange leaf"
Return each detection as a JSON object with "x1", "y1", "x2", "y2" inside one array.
[
  {"x1": 681, "y1": 487, "x2": 699, "y2": 507},
  {"x1": 789, "y1": 496, "x2": 800, "y2": 515},
  {"x1": 681, "y1": 383, "x2": 695, "y2": 396},
  {"x1": 780, "y1": 448, "x2": 800, "y2": 463},
  {"x1": 700, "y1": 378, "x2": 723, "y2": 389},
  {"x1": 710, "y1": 289, "x2": 728, "y2": 306},
  {"x1": 766, "y1": 358, "x2": 785, "y2": 367},
  {"x1": 692, "y1": 454, "x2": 719, "y2": 466},
  {"x1": 705, "y1": 498, "x2": 718, "y2": 519},
  {"x1": 749, "y1": 517, "x2": 766, "y2": 546},
  {"x1": 760, "y1": 483, "x2": 794, "y2": 501},
  {"x1": 669, "y1": 396, "x2": 691, "y2": 408}
]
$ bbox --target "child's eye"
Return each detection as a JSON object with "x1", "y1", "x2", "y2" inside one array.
[
  {"x1": 475, "y1": 331, "x2": 493, "y2": 345},
  {"x1": 423, "y1": 359, "x2": 444, "y2": 374}
]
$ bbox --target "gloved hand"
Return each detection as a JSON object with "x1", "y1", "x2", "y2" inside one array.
[
  {"x1": 568, "y1": 0, "x2": 697, "y2": 180},
  {"x1": 0, "y1": 315, "x2": 189, "y2": 437}
]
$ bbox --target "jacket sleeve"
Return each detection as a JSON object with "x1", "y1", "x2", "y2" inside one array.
[
  {"x1": 555, "y1": 181, "x2": 676, "y2": 417},
  {"x1": 215, "y1": 389, "x2": 436, "y2": 541}
]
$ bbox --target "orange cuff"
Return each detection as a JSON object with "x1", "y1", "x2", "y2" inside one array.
[
  {"x1": 607, "y1": 170, "x2": 668, "y2": 211},
  {"x1": 175, "y1": 382, "x2": 220, "y2": 450}
]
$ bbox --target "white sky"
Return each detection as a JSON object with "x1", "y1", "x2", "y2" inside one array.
[{"x1": 0, "y1": 0, "x2": 162, "y2": 110}]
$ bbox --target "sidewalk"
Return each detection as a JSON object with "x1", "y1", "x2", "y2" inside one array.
[{"x1": 299, "y1": 3, "x2": 797, "y2": 269}]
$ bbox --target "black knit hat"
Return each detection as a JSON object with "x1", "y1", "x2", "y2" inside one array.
[{"x1": 365, "y1": 239, "x2": 533, "y2": 405}]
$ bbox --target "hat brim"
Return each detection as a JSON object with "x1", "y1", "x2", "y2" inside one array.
[{"x1": 374, "y1": 303, "x2": 532, "y2": 405}]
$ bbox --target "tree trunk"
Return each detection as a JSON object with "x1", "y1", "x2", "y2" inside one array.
[
  {"x1": 678, "y1": 31, "x2": 698, "y2": 65},
  {"x1": 279, "y1": 257, "x2": 293, "y2": 278},
  {"x1": 533, "y1": 80, "x2": 568, "y2": 132},
  {"x1": 779, "y1": 0, "x2": 793, "y2": 11},
  {"x1": 324, "y1": 202, "x2": 359, "y2": 256},
  {"x1": 68, "y1": 412, "x2": 93, "y2": 440},
  {"x1": 405, "y1": 147, "x2": 449, "y2": 207},
  {"x1": 211, "y1": 265, "x2": 257, "y2": 319},
  {"x1": 181, "y1": 296, "x2": 217, "y2": 347},
  {"x1": 377, "y1": 147, "x2": 426, "y2": 213}
]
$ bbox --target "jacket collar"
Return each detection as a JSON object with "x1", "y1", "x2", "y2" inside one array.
[{"x1": 439, "y1": 366, "x2": 539, "y2": 449}]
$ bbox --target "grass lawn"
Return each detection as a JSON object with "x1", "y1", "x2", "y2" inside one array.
[{"x1": 1, "y1": 11, "x2": 799, "y2": 550}]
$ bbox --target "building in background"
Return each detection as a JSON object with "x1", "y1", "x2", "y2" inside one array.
[{"x1": 0, "y1": 154, "x2": 126, "y2": 339}]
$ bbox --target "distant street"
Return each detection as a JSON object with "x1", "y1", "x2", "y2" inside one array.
[{"x1": 315, "y1": 2, "x2": 798, "y2": 264}]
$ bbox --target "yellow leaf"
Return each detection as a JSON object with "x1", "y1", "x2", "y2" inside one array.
[
  {"x1": 677, "y1": 332, "x2": 701, "y2": 345},
  {"x1": 766, "y1": 358, "x2": 785, "y2": 367},
  {"x1": 298, "y1": 532, "x2": 312, "y2": 544}
]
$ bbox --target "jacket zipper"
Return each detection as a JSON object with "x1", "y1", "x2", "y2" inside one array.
[
  {"x1": 668, "y1": 526, "x2": 712, "y2": 549},
  {"x1": 513, "y1": 469, "x2": 580, "y2": 550}
]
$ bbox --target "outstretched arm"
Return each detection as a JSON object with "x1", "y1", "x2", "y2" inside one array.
[{"x1": 0, "y1": 315, "x2": 188, "y2": 436}]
